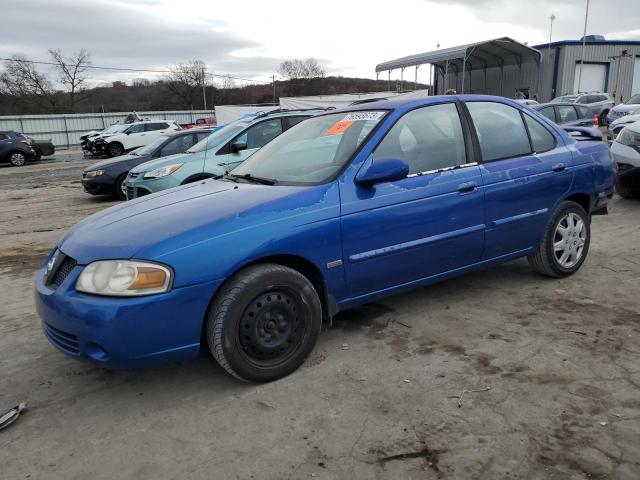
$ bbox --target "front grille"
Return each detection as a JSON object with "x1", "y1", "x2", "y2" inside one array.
[
  {"x1": 126, "y1": 186, "x2": 134, "y2": 199},
  {"x1": 43, "y1": 323, "x2": 79, "y2": 355},
  {"x1": 50, "y1": 256, "x2": 77, "y2": 287},
  {"x1": 137, "y1": 189, "x2": 150, "y2": 198},
  {"x1": 618, "y1": 163, "x2": 634, "y2": 173}
]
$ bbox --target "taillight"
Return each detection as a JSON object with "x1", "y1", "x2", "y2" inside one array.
[
  {"x1": 20, "y1": 139, "x2": 31, "y2": 145},
  {"x1": 593, "y1": 114, "x2": 599, "y2": 127}
]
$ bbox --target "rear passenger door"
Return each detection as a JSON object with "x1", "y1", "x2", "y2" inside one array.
[
  {"x1": 340, "y1": 102, "x2": 485, "y2": 297},
  {"x1": 467, "y1": 101, "x2": 573, "y2": 258}
]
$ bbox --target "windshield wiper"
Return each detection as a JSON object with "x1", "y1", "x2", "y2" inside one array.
[
  {"x1": 220, "y1": 173, "x2": 239, "y2": 182},
  {"x1": 229, "y1": 173, "x2": 277, "y2": 185}
]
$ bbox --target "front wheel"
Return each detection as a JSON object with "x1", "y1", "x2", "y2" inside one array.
[
  {"x1": 33, "y1": 148, "x2": 42, "y2": 161},
  {"x1": 114, "y1": 173, "x2": 128, "y2": 200},
  {"x1": 9, "y1": 152, "x2": 26, "y2": 166},
  {"x1": 528, "y1": 201, "x2": 590, "y2": 278},
  {"x1": 207, "y1": 263, "x2": 322, "y2": 383}
]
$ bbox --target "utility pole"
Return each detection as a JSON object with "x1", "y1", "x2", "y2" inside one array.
[
  {"x1": 272, "y1": 74, "x2": 276, "y2": 104},
  {"x1": 577, "y1": 0, "x2": 590, "y2": 93},
  {"x1": 202, "y1": 66, "x2": 207, "y2": 111}
]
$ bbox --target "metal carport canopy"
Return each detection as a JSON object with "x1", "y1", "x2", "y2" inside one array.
[{"x1": 375, "y1": 37, "x2": 541, "y2": 93}]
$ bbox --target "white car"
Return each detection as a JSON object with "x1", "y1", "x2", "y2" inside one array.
[
  {"x1": 608, "y1": 112, "x2": 640, "y2": 138},
  {"x1": 93, "y1": 120, "x2": 181, "y2": 157},
  {"x1": 610, "y1": 123, "x2": 640, "y2": 199}
]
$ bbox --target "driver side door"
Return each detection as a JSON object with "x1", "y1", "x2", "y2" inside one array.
[{"x1": 340, "y1": 102, "x2": 485, "y2": 298}]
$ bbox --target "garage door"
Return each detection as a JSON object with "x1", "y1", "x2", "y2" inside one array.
[
  {"x1": 574, "y1": 63, "x2": 607, "y2": 93},
  {"x1": 632, "y1": 57, "x2": 640, "y2": 96}
]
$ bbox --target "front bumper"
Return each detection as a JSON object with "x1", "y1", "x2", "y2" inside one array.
[
  {"x1": 81, "y1": 173, "x2": 116, "y2": 195},
  {"x1": 35, "y1": 256, "x2": 222, "y2": 368},
  {"x1": 611, "y1": 141, "x2": 640, "y2": 190},
  {"x1": 126, "y1": 174, "x2": 180, "y2": 199}
]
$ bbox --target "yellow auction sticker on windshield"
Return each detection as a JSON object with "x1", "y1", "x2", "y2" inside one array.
[{"x1": 324, "y1": 120, "x2": 354, "y2": 136}]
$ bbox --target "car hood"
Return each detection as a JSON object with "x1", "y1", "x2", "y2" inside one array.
[
  {"x1": 611, "y1": 113, "x2": 640, "y2": 127},
  {"x1": 611, "y1": 104, "x2": 640, "y2": 114},
  {"x1": 58, "y1": 179, "x2": 325, "y2": 267},
  {"x1": 130, "y1": 151, "x2": 204, "y2": 174},
  {"x1": 85, "y1": 154, "x2": 148, "y2": 172}
]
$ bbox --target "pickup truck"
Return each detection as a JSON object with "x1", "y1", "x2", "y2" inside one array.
[{"x1": 35, "y1": 95, "x2": 615, "y2": 383}]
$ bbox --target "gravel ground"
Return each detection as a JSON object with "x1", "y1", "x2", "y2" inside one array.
[{"x1": 0, "y1": 150, "x2": 639, "y2": 480}]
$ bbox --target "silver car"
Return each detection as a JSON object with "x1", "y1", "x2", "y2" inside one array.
[
  {"x1": 551, "y1": 92, "x2": 615, "y2": 124},
  {"x1": 607, "y1": 93, "x2": 640, "y2": 125},
  {"x1": 610, "y1": 123, "x2": 640, "y2": 199}
]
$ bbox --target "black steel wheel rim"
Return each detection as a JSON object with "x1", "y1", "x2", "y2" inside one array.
[{"x1": 237, "y1": 289, "x2": 307, "y2": 367}]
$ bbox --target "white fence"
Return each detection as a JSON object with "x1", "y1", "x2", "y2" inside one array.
[{"x1": 0, "y1": 110, "x2": 216, "y2": 147}]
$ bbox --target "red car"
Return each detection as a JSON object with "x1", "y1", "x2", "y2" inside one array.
[{"x1": 181, "y1": 116, "x2": 217, "y2": 129}]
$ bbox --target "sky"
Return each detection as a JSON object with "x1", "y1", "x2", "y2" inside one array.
[{"x1": 2, "y1": 0, "x2": 639, "y2": 87}]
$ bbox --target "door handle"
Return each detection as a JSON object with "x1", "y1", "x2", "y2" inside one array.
[
  {"x1": 552, "y1": 163, "x2": 566, "y2": 173},
  {"x1": 457, "y1": 181, "x2": 478, "y2": 194}
]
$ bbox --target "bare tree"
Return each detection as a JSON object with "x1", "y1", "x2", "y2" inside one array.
[
  {"x1": 278, "y1": 58, "x2": 325, "y2": 80},
  {"x1": 220, "y1": 74, "x2": 237, "y2": 90},
  {"x1": 0, "y1": 55, "x2": 60, "y2": 111},
  {"x1": 48, "y1": 48, "x2": 92, "y2": 112},
  {"x1": 165, "y1": 60, "x2": 208, "y2": 109}
]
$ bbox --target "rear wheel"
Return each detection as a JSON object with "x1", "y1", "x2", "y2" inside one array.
[
  {"x1": 106, "y1": 142, "x2": 124, "y2": 157},
  {"x1": 9, "y1": 152, "x2": 26, "y2": 166},
  {"x1": 528, "y1": 201, "x2": 590, "y2": 278},
  {"x1": 207, "y1": 263, "x2": 322, "y2": 383}
]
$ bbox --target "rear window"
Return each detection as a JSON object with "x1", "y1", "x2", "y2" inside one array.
[
  {"x1": 557, "y1": 105, "x2": 578, "y2": 123},
  {"x1": 539, "y1": 107, "x2": 556, "y2": 122}
]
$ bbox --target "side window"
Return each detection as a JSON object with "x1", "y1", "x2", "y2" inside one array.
[
  {"x1": 237, "y1": 119, "x2": 283, "y2": 149},
  {"x1": 523, "y1": 113, "x2": 556, "y2": 153},
  {"x1": 0, "y1": 133, "x2": 9, "y2": 140},
  {"x1": 577, "y1": 106, "x2": 591, "y2": 118},
  {"x1": 576, "y1": 96, "x2": 589, "y2": 104},
  {"x1": 159, "y1": 136, "x2": 191, "y2": 157},
  {"x1": 539, "y1": 107, "x2": 556, "y2": 122},
  {"x1": 194, "y1": 132, "x2": 210, "y2": 143},
  {"x1": 126, "y1": 124, "x2": 144, "y2": 134},
  {"x1": 557, "y1": 105, "x2": 578, "y2": 123},
  {"x1": 466, "y1": 102, "x2": 531, "y2": 161},
  {"x1": 373, "y1": 102, "x2": 466, "y2": 174},
  {"x1": 284, "y1": 116, "x2": 307, "y2": 129},
  {"x1": 145, "y1": 122, "x2": 168, "y2": 132}
]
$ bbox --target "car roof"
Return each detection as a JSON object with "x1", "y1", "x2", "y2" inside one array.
[
  {"x1": 534, "y1": 102, "x2": 585, "y2": 108},
  {"x1": 323, "y1": 94, "x2": 534, "y2": 115},
  {"x1": 165, "y1": 127, "x2": 215, "y2": 137}
]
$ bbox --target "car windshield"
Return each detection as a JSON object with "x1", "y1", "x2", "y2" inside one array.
[
  {"x1": 135, "y1": 135, "x2": 170, "y2": 155},
  {"x1": 187, "y1": 118, "x2": 253, "y2": 153},
  {"x1": 231, "y1": 111, "x2": 386, "y2": 185},
  {"x1": 552, "y1": 95, "x2": 578, "y2": 103},
  {"x1": 626, "y1": 94, "x2": 640, "y2": 105}
]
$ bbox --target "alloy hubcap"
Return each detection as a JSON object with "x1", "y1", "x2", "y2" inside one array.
[
  {"x1": 121, "y1": 180, "x2": 127, "y2": 197},
  {"x1": 553, "y1": 212, "x2": 586, "y2": 268},
  {"x1": 239, "y1": 291, "x2": 303, "y2": 362},
  {"x1": 10, "y1": 153, "x2": 25, "y2": 165}
]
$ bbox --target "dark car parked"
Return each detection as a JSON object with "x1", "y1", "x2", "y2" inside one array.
[
  {"x1": 0, "y1": 131, "x2": 36, "y2": 166},
  {"x1": 533, "y1": 102, "x2": 598, "y2": 128},
  {"x1": 82, "y1": 128, "x2": 213, "y2": 199}
]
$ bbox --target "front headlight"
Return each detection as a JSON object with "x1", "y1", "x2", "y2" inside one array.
[
  {"x1": 616, "y1": 128, "x2": 640, "y2": 147},
  {"x1": 84, "y1": 169, "x2": 105, "y2": 177},
  {"x1": 76, "y1": 260, "x2": 172, "y2": 296},
  {"x1": 143, "y1": 163, "x2": 184, "y2": 179}
]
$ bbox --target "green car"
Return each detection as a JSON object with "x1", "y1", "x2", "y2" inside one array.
[
  {"x1": 29, "y1": 138, "x2": 55, "y2": 160},
  {"x1": 125, "y1": 110, "x2": 319, "y2": 199}
]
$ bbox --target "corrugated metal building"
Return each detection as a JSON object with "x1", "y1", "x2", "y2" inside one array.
[
  {"x1": 375, "y1": 36, "x2": 640, "y2": 104},
  {"x1": 535, "y1": 38, "x2": 640, "y2": 103}
]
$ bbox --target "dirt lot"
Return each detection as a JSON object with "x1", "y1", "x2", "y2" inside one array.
[{"x1": 1, "y1": 151, "x2": 639, "y2": 480}]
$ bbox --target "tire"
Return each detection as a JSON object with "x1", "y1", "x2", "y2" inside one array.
[
  {"x1": 207, "y1": 263, "x2": 322, "y2": 383},
  {"x1": 106, "y1": 142, "x2": 124, "y2": 157},
  {"x1": 528, "y1": 201, "x2": 590, "y2": 278},
  {"x1": 114, "y1": 173, "x2": 128, "y2": 200},
  {"x1": 33, "y1": 148, "x2": 42, "y2": 161},
  {"x1": 9, "y1": 151, "x2": 26, "y2": 166},
  {"x1": 616, "y1": 181, "x2": 640, "y2": 199}
]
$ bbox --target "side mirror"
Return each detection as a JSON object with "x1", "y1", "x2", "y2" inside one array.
[
  {"x1": 125, "y1": 131, "x2": 132, "y2": 135},
  {"x1": 231, "y1": 141, "x2": 247, "y2": 153},
  {"x1": 355, "y1": 157, "x2": 409, "y2": 186}
]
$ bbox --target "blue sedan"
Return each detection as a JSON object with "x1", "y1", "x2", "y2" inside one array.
[{"x1": 35, "y1": 95, "x2": 616, "y2": 382}]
